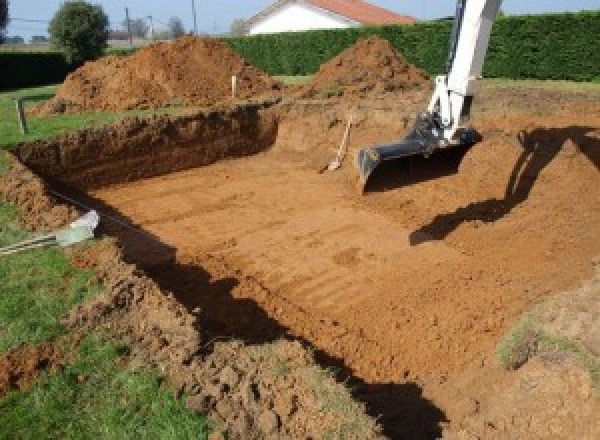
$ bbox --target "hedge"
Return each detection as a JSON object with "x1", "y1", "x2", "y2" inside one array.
[
  {"x1": 0, "y1": 52, "x2": 73, "y2": 90},
  {"x1": 226, "y1": 11, "x2": 600, "y2": 81},
  {"x1": 1, "y1": 11, "x2": 598, "y2": 91}
]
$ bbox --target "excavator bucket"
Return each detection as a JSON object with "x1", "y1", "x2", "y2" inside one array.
[
  {"x1": 354, "y1": 113, "x2": 479, "y2": 192},
  {"x1": 355, "y1": 138, "x2": 431, "y2": 191},
  {"x1": 354, "y1": 113, "x2": 442, "y2": 192}
]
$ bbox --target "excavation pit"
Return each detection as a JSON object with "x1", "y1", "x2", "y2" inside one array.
[{"x1": 7, "y1": 88, "x2": 600, "y2": 437}]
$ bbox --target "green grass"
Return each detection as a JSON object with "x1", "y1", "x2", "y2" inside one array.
[
  {"x1": 497, "y1": 313, "x2": 600, "y2": 391},
  {"x1": 0, "y1": 334, "x2": 209, "y2": 440},
  {"x1": 275, "y1": 75, "x2": 313, "y2": 86},
  {"x1": 0, "y1": 202, "x2": 101, "y2": 352},
  {"x1": 0, "y1": 199, "x2": 210, "y2": 437},
  {"x1": 482, "y1": 78, "x2": 600, "y2": 93},
  {"x1": 0, "y1": 85, "x2": 186, "y2": 148},
  {"x1": 537, "y1": 333, "x2": 600, "y2": 390}
]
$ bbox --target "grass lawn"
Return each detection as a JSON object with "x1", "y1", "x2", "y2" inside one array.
[
  {"x1": 0, "y1": 203, "x2": 100, "y2": 352},
  {"x1": 0, "y1": 168, "x2": 209, "y2": 438},
  {"x1": 482, "y1": 77, "x2": 600, "y2": 93},
  {"x1": 0, "y1": 85, "x2": 185, "y2": 148},
  {"x1": 0, "y1": 335, "x2": 209, "y2": 440}
]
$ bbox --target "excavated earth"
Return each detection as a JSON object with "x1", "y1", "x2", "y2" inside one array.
[
  {"x1": 301, "y1": 36, "x2": 429, "y2": 99},
  {"x1": 7, "y1": 82, "x2": 599, "y2": 438},
  {"x1": 35, "y1": 37, "x2": 281, "y2": 114}
]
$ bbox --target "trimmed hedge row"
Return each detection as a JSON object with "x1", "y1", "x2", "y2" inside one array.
[
  {"x1": 226, "y1": 11, "x2": 600, "y2": 81},
  {"x1": 0, "y1": 52, "x2": 73, "y2": 90},
  {"x1": 1, "y1": 11, "x2": 598, "y2": 90}
]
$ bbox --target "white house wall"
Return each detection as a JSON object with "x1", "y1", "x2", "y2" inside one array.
[{"x1": 248, "y1": 3, "x2": 358, "y2": 35}]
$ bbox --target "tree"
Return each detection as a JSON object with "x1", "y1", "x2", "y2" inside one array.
[
  {"x1": 229, "y1": 19, "x2": 247, "y2": 36},
  {"x1": 123, "y1": 18, "x2": 149, "y2": 38},
  {"x1": 49, "y1": 1, "x2": 109, "y2": 64},
  {"x1": 0, "y1": 0, "x2": 8, "y2": 44},
  {"x1": 168, "y1": 17, "x2": 185, "y2": 38}
]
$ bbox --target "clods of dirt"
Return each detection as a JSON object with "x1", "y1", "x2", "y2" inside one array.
[
  {"x1": 0, "y1": 342, "x2": 64, "y2": 397},
  {"x1": 302, "y1": 36, "x2": 429, "y2": 99},
  {"x1": 36, "y1": 37, "x2": 281, "y2": 114},
  {"x1": 0, "y1": 155, "x2": 78, "y2": 232}
]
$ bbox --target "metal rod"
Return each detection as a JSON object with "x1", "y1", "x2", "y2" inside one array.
[
  {"x1": 191, "y1": 0, "x2": 198, "y2": 35},
  {"x1": 0, "y1": 234, "x2": 57, "y2": 252},
  {"x1": 125, "y1": 7, "x2": 133, "y2": 46},
  {"x1": 0, "y1": 241, "x2": 58, "y2": 256},
  {"x1": 14, "y1": 98, "x2": 28, "y2": 135}
]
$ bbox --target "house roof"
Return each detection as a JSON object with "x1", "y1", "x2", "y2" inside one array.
[
  {"x1": 308, "y1": 0, "x2": 416, "y2": 25},
  {"x1": 247, "y1": 0, "x2": 416, "y2": 28}
]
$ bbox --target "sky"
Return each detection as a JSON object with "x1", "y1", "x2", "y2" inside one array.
[{"x1": 5, "y1": 0, "x2": 600, "y2": 40}]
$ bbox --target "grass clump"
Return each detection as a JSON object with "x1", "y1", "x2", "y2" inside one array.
[
  {"x1": 0, "y1": 202, "x2": 101, "y2": 353},
  {"x1": 0, "y1": 334, "x2": 209, "y2": 439},
  {"x1": 496, "y1": 315, "x2": 540, "y2": 370},
  {"x1": 497, "y1": 313, "x2": 599, "y2": 391}
]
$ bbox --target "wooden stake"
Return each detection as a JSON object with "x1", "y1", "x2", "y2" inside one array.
[
  {"x1": 231, "y1": 75, "x2": 237, "y2": 99},
  {"x1": 14, "y1": 98, "x2": 28, "y2": 135}
]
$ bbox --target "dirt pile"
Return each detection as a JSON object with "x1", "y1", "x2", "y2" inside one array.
[
  {"x1": 37, "y1": 37, "x2": 281, "y2": 114},
  {"x1": 0, "y1": 154, "x2": 78, "y2": 232},
  {"x1": 302, "y1": 36, "x2": 429, "y2": 99}
]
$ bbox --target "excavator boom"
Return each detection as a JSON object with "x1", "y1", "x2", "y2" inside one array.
[{"x1": 355, "y1": 0, "x2": 503, "y2": 190}]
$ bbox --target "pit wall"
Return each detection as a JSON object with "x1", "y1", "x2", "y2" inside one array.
[
  {"x1": 11, "y1": 97, "x2": 426, "y2": 191},
  {"x1": 11, "y1": 100, "x2": 280, "y2": 191}
]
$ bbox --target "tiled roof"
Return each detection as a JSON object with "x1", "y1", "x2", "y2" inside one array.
[
  {"x1": 247, "y1": 0, "x2": 416, "y2": 27},
  {"x1": 308, "y1": 0, "x2": 416, "y2": 25}
]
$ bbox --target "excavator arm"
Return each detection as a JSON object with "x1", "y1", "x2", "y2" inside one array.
[{"x1": 355, "y1": 0, "x2": 504, "y2": 189}]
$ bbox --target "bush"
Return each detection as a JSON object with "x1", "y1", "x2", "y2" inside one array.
[
  {"x1": 226, "y1": 11, "x2": 600, "y2": 81},
  {"x1": 49, "y1": 0, "x2": 109, "y2": 64}
]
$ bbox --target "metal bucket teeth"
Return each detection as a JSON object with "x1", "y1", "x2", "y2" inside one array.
[{"x1": 355, "y1": 148, "x2": 382, "y2": 192}]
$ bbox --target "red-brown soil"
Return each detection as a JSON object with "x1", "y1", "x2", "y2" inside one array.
[
  {"x1": 35, "y1": 37, "x2": 281, "y2": 114},
  {"x1": 302, "y1": 36, "x2": 429, "y2": 99},
  {"x1": 1, "y1": 154, "x2": 381, "y2": 438},
  {"x1": 0, "y1": 342, "x2": 64, "y2": 397},
  {"x1": 5, "y1": 83, "x2": 600, "y2": 438}
]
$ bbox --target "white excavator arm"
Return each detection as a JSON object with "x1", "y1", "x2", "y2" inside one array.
[{"x1": 356, "y1": 0, "x2": 504, "y2": 187}]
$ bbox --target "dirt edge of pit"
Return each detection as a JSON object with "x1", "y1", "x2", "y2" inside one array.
[{"x1": 0, "y1": 153, "x2": 383, "y2": 439}]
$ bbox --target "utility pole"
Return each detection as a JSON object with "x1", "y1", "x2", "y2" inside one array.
[
  {"x1": 125, "y1": 7, "x2": 132, "y2": 46},
  {"x1": 191, "y1": 0, "x2": 198, "y2": 35},
  {"x1": 147, "y1": 15, "x2": 154, "y2": 41}
]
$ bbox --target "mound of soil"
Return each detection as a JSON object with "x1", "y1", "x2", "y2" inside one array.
[
  {"x1": 302, "y1": 36, "x2": 429, "y2": 99},
  {"x1": 37, "y1": 37, "x2": 281, "y2": 114}
]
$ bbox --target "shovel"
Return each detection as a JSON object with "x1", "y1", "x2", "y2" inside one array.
[{"x1": 327, "y1": 115, "x2": 353, "y2": 172}]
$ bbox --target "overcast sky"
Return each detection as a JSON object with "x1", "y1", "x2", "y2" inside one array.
[{"x1": 6, "y1": 0, "x2": 600, "y2": 39}]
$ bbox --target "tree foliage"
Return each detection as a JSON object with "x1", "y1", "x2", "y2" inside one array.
[
  {"x1": 168, "y1": 17, "x2": 185, "y2": 38},
  {"x1": 49, "y1": 1, "x2": 109, "y2": 64},
  {"x1": 0, "y1": 0, "x2": 8, "y2": 43}
]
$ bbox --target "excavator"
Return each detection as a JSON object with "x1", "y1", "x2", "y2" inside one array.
[{"x1": 355, "y1": 0, "x2": 503, "y2": 189}]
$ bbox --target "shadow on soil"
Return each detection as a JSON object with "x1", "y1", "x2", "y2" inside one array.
[
  {"x1": 51, "y1": 184, "x2": 447, "y2": 439},
  {"x1": 410, "y1": 126, "x2": 600, "y2": 245},
  {"x1": 363, "y1": 143, "x2": 473, "y2": 194}
]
